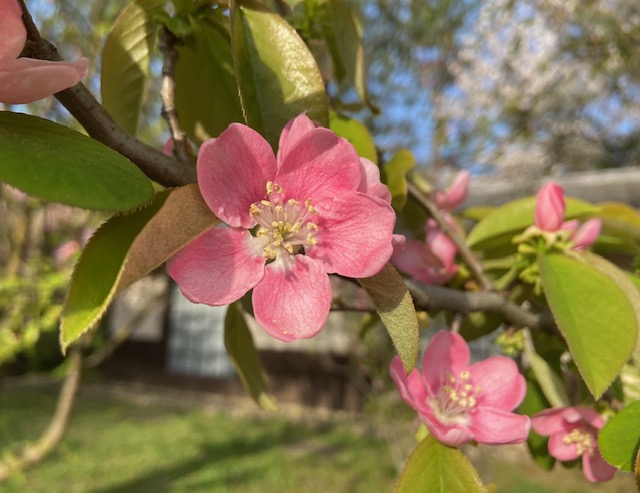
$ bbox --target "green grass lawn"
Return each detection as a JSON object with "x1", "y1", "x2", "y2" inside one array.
[{"x1": 0, "y1": 381, "x2": 637, "y2": 493}]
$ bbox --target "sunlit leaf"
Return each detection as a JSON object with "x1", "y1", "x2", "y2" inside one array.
[
  {"x1": 599, "y1": 400, "x2": 640, "y2": 472},
  {"x1": 539, "y1": 253, "x2": 638, "y2": 398},
  {"x1": 395, "y1": 435, "x2": 487, "y2": 493},
  {"x1": 329, "y1": 111, "x2": 377, "y2": 163},
  {"x1": 101, "y1": 0, "x2": 164, "y2": 135},
  {"x1": 61, "y1": 185, "x2": 219, "y2": 350},
  {"x1": 359, "y1": 263, "x2": 418, "y2": 373},
  {"x1": 230, "y1": 0, "x2": 329, "y2": 148},
  {"x1": 381, "y1": 150, "x2": 415, "y2": 210},
  {"x1": 0, "y1": 112, "x2": 153, "y2": 210},
  {"x1": 224, "y1": 301, "x2": 278, "y2": 410}
]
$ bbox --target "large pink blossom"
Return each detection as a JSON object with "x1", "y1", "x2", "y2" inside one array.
[
  {"x1": 532, "y1": 406, "x2": 616, "y2": 483},
  {"x1": 434, "y1": 171, "x2": 470, "y2": 211},
  {"x1": 168, "y1": 114, "x2": 396, "y2": 342},
  {"x1": 0, "y1": 0, "x2": 88, "y2": 104},
  {"x1": 390, "y1": 330, "x2": 531, "y2": 447},
  {"x1": 391, "y1": 219, "x2": 458, "y2": 285}
]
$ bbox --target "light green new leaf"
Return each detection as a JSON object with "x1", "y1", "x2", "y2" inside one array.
[
  {"x1": 175, "y1": 13, "x2": 244, "y2": 143},
  {"x1": 381, "y1": 150, "x2": 415, "y2": 211},
  {"x1": 467, "y1": 196, "x2": 599, "y2": 251},
  {"x1": 0, "y1": 112, "x2": 153, "y2": 210},
  {"x1": 224, "y1": 302, "x2": 278, "y2": 410},
  {"x1": 525, "y1": 349, "x2": 570, "y2": 408},
  {"x1": 329, "y1": 111, "x2": 377, "y2": 163},
  {"x1": 395, "y1": 435, "x2": 487, "y2": 493},
  {"x1": 598, "y1": 202, "x2": 640, "y2": 242},
  {"x1": 599, "y1": 400, "x2": 640, "y2": 472},
  {"x1": 230, "y1": 0, "x2": 329, "y2": 148},
  {"x1": 101, "y1": 0, "x2": 164, "y2": 135},
  {"x1": 61, "y1": 185, "x2": 219, "y2": 350},
  {"x1": 538, "y1": 253, "x2": 638, "y2": 398},
  {"x1": 359, "y1": 263, "x2": 418, "y2": 373},
  {"x1": 320, "y1": 0, "x2": 378, "y2": 112}
]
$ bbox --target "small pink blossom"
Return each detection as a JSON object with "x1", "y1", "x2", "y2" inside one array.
[
  {"x1": 563, "y1": 218, "x2": 602, "y2": 251},
  {"x1": 391, "y1": 219, "x2": 458, "y2": 285},
  {"x1": 0, "y1": 0, "x2": 88, "y2": 104},
  {"x1": 532, "y1": 406, "x2": 616, "y2": 483},
  {"x1": 390, "y1": 330, "x2": 531, "y2": 447},
  {"x1": 168, "y1": 114, "x2": 396, "y2": 342},
  {"x1": 435, "y1": 171, "x2": 470, "y2": 211},
  {"x1": 535, "y1": 182, "x2": 565, "y2": 232}
]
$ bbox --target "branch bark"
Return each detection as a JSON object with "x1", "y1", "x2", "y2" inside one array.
[
  {"x1": 0, "y1": 348, "x2": 83, "y2": 482},
  {"x1": 17, "y1": 0, "x2": 196, "y2": 187}
]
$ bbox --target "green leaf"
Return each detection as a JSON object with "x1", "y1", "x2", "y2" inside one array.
[
  {"x1": 467, "y1": 196, "x2": 600, "y2": 251},
  {"x1": 358, "y1": 263, "x2": 419, "y2": 373},
  {"x1": 101, "y1": 0, "x2": 164, "y2": 135},
  {"x1": 599, "y1": 400, "x2": 640, "y2": 472},
  {"x1": 175, "y1": 13, "x2": 244, "y2": 143},
  {"x1": 61, "y1": 185, "x2": 219, "y2": 350},
  {"x1": 519, "y1": 371, "x2": 555, "y2": 470},
  {"x1": 394, "y1": 435, "x2": 487, "y2": 493},
  {"x1": 319, "y1": 0, "x2": 378, "y2": 113},
  {"x1": 230, "y1": 0, "x2": 329, "y2": 148},
  {"x1": 538, "y1": 253, "x2": 638, "y2": 398},
  {"x1": 598, "y1": 201, "x2": 640, "y2": 242},
  {"x1": 224, "y1": 301, "x2": 278, "y2": 410},
  {"x1": 0, "y1": 112, "x2": 153, "y2": 210},
  {"x1": 329, "y1": 111, "x2": 377, "y2": 163},
  {"x1": 525, "y1": 349, "x2": 570, "y2": 408},
  {"x1": 381, "y1": 150, "x2": 415, "y2": 211}
]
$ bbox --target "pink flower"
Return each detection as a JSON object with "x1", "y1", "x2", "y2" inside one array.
[
  {"x1": 390, "y1": 330, "x2": 531, "y2": 447},
  {"x1": 391, "y1": 219, "x2": 458, "y2": 285},
  {"x1": 168, "y1": 114, "x2": 396, "y2": 342},
  {"x1": 0, "y1": 0, "x2": 88, "y2": 104},
  {"x1": 562, "y1": 218, "x2": 602, "y2": 251},
  {"x1": 434, "y1": 171, "x2": 470, "y2": 211},
  {"x1": 535, "y1": 182, "x2": 565, "y2": 232},
  {"x1": 532, "y1": 406, "x2": 616, "y2": 483}
]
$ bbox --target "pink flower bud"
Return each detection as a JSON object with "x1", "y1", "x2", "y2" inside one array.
[
  {"x1": 435, "y1": 171, "x2": 470, "y2": 211},
  {"x1": 535, "y1": 182, "x2": 565, "y2": 232},
  {"x1": 571, "y1": 218, "x2": 601, "y2": 251}
]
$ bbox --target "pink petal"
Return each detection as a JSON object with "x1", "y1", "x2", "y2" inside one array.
[
  {"x1": 358, "y1": 158, "x2": 392, "y2": 204},
  {"x1": 390, "y1": 357, "x2": 428, "y2": 410},
  {"x1": 197, "y1": 124, "x2": 277, "y2": 228},
  {"x1": 571, "y1": 218, "x2": 601, "y2": 251},
  {"x1": 0, "y1": 57, "x2": 88, "y2": 104},
  {"x1": 276, "y1": 128, "x2": 362, "y2": 203},
  {"x1": 535, "y1": 182, "x2": 565, "y2": 231},
  {"x1": 0, "y1": 0, "x2": 26, "y2": 62},
  {"x1": 276, "y1": 113, "x2": 317, "y2": 164},
  {"x1": 435, "y1": 171, "x2": 470, "y2": 211},
  {"x1": 548, "y1": 431, "x2": 582, "y2": 461},
  {"x1": 469, "y1": 356, "x2": 526, "y2": 411},
  {"x1": 470, "y1": 408, "x2": 531, "y2": 445},
  {"x1": 309, "y1": 191, "x2": 395, "y2": 278},
  {"x1": 426, "y1": 225, "x2": 458, "y2": 269},
  {"x1": 532, "y1": 408, "x2": 571, "y2": 436},
  {"x1": 422, "y1": 331, "x2": 470, "y2": 394},
  {"x1": 167, "y1": 227, "x2": 265, "y2": 305},
  {"x1": 583, "y1": 448, "x2": 616, "y2": 483},
  {"x1": 252, "y1": 255, "x2": 331, "y2": 342},
  {"x1": 426, "y1": 419, "x2": 474, "y2": 447}
]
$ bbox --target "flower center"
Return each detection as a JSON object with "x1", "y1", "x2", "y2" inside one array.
[
  {"x1": 428, "y1": 370, "x2": 482, "y2": 425},
  {"x1": 249, "y1": 181, "x2": 318, "y2": 261},
  {"x1": 563, "y1": 428, "x2": 594, "y2": 457}
]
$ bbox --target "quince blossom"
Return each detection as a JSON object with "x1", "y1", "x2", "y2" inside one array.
[
  {"x1": 434, "y1": 171, "x2": 470, "y2": 211},
  {"x1": 390, "y1": 330, "x2": 531, "y2": 447},
  {"x1": 168, "y1": 114, "x2": 396, "y2": 342},
  {"x1": 532, "y1": 406, "x2": 616, "y2": 483},
  {"x1": 0, "y1": 0, "x2": 88, "y2": 104},
  {"x1": 391, "y1": 219, "x2": 458, "y2": 285}
]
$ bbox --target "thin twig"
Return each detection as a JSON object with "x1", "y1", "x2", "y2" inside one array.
[
  {"x1": 17, "y1": 1, "x2": 196, "y2": 187},
  {"x1": 0, "y1": 348, "x2": 83, "y2": 482},
  {"x1": 159, "y1": 27, "x2": 191, "y2": 164},
  {"x1": 407, "y1": 181, "x2": 494, "y2": 291}
]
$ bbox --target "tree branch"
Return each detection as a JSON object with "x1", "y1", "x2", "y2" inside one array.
[
  {"x1": 17, "y1": 1, "x2": 196, "y2": 187},
  {"x1": 0, "y1": 348, "x2": 83, "y2": 482}
]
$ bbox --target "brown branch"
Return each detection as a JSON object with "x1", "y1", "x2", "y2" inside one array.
[
  {"x1": 17, "y1": 1, "x2": 196, "y2": 187},
  {"x1": 0, "y1": 348, "x2": 82, "y2": 482},
  {"x1": 407, "y1": 181, "x2": 494, "y2": 291},
  {"x1": 159, "y1": 27, "x2": 191, "y2": 164}
]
